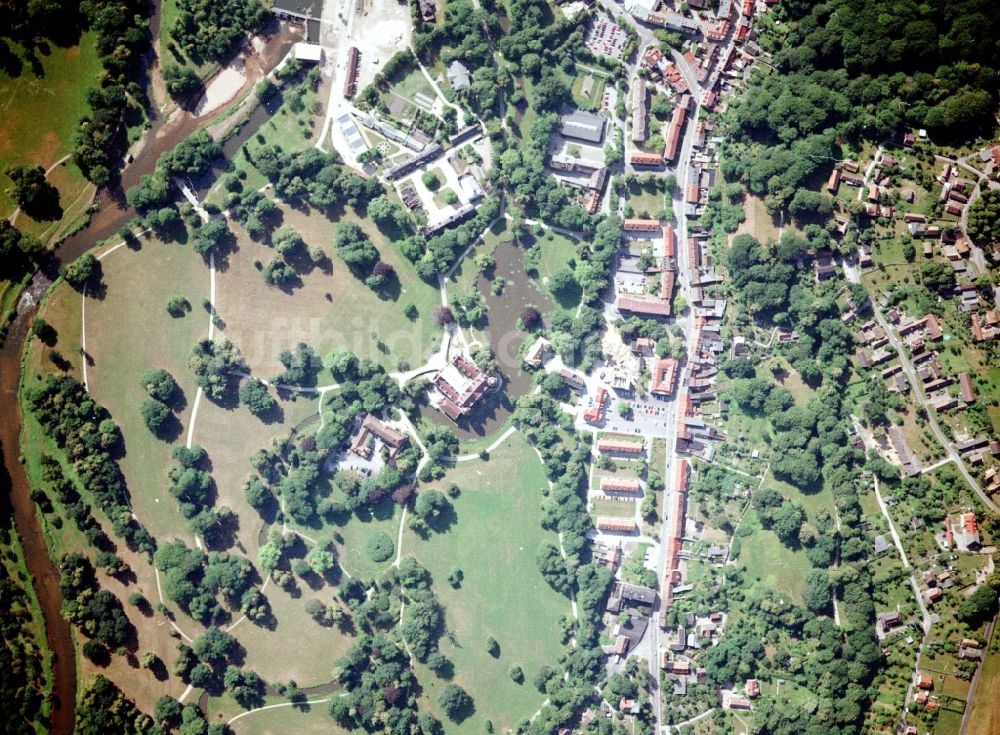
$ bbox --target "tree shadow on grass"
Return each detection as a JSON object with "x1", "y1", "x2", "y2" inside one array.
[
  {"x1": 153, "y1": 413, "x2": 185, "y2": 444},
  {"x1": 165, "y1": 386, "x2": 188, "y2": 413},
  {"x1": 424, "y1": 502, "x2": 458, "y2": 536},
  {"x1": 374, "y1": 270, "x2": 402, "y2": 302},
  {"x1": 252, "y1": 400, "x2": 285, "y2": 426}
]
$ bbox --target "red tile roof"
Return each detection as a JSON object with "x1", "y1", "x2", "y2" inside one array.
[
  {"x1": 629, "y1": 152, "x2": 663, "y2": 167},
  {"x1": 962, "y1": 513, "x2": 978, "y2": 535},
  {"x1": 664, "y1": 105, "x2": 687, "y2": 162},
  {"x1": 664, "y1": 225, "x2": 676, "y2": 258},
  {"x1": 651, "y1": 357, "x2": 678, "y2": 396},
  {"x1": 597, "y1": 438, "x2": 645, "y2": 454},
  {"x1": 618, "y1": 296, "x2": 672, "y2": 317}
]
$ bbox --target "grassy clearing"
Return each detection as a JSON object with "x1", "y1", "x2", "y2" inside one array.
[
  {"x1": 593, "y1": 498, "x2": 637, "y2": 518},
  {"x1": 531, "y1": 228, "x2": 579, "y2": 288},
  {"x1": 21, "y1": 281, "x2": 196, "y2": 712},
  {"x1": 624, "y1": 180, "x2": 666, "y2": 219},
  {"x1": 216, "y1": 203, "x2": 442, "y2": 376},
  {"x1": 81, "y1": 235, "x2": 210, "y2": 542},
  {"x1": 404, "y1": 434, "x2": 571, "y2": 734},
  {"x1": 232, "y1": 570, "x2": 357, "y2": 686},
  {"x1": 932, "y1": 707, "x2": 964, "y2": 735},
  {"x1": 760, "y1": 471, "x2": 832, "y2": 526},
  {"x1": 0, "y1": 34, "x2": 101, "y2": 241},
  {"x1": 735, "y1": 509, "x2": 811, "y2": 605},
  {"x1": 391, "y1": 67, "x2": 436, "y2": 103},
  {"x1": 286, "y1": 492, "x2": 404, "y2": 580},
  {"x1": 736, "y1": 194, "x2": 781, "y2": 244},
  {"x1": 190, "y1": 391, "x2": 317, "y2": 558},
  {"x1": 227, "y1": 700, "x2": 351, "y2": 735}
]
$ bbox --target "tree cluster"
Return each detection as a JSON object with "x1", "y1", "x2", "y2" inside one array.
[
  {"x1": 171, "y1": 0, "x2": 268, "y2": 64},
  {"x1": 27, "y1": 376, "x2": 153, "y2": 554},
  {"x1": 70, "y1": 0, "x2": 150, "y2": 186}
]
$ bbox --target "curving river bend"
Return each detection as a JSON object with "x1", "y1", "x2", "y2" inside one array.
[{"x1": 0, "y1": 21, "x2": 297, "y2": 732}]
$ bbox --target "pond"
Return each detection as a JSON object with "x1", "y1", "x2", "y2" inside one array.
[{"x1": 415, "y1": 235, "x2": 558, "y2": 440}]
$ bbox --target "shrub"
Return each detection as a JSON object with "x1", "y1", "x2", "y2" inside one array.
[
  {"x1": 167, "y1": 296, "x2": 191, "y2": 317},
  {"x1": 365, "y1": 531, "x2": 395, "y2": 563},
  {"x1": 422, "y1": 171, "x2": 441, "y2": 190}
]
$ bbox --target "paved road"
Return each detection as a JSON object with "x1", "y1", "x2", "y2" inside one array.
[{"x1": 646, "y1": 43, "x2": 705, "y2": 731}]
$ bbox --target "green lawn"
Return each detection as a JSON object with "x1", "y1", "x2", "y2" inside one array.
[
  {"x1": 216, "y1": 202, "x2": 443, "y2": 376},
  {"x1": 735, "y1": 509, "x2": 812, "y2": 605},
  {"x1": 232, "y1": 570, "x2": 357, "y2": 686},
  {"x1": 0, "y1": 33, "x2": 101, "y2": 242},
  {"x1": 759, "y1": 471, "x2": 833, "y2": 526},
  {"x1": 391, "y1": 67, "x2": 436, "y2": 104},
  {"x1": 571, "y1": 68, "x2": 607, "y2": 110},
  {"x1": 592, "y1": 498, "x2": 638, "y2": 518},
  {"x1": 403, "y1": 434, "x2": 572, "y2": 734},
  {"x1": 966, "y1": 624, "x2": 1000, "y2": 735},
  {"x1": 285, "y1": 492, "x2": 404, "y2": 581},
  {"x1": 932, "y1": 707, "x2": 965, "y2": 735},
  {"x1": 532, "y1": 228, "x2": 580, "y2": 290},
  {"x1": 226, "y1": 699, "x2": 352, "y2": 735},
  {"x1": 205, "y1": 83, "x2": 321, "y2": 207},
  {"x1": 81, "y1": 234, "x2": 210, "y2": 543},
  {"x1": 624, "y1": 181, "x2": 666, "y2": 219}
]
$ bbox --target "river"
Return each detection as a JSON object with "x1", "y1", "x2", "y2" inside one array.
[{"x1": 0, "y1": 18, "x2": 296, "y2": 734}]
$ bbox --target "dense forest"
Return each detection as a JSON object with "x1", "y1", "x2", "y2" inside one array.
[
  {"x1": 0, "y1": 524, "x2": 48, "y2": 734},
  {"x1": 723, "y1": 0, "x2": 1000, "y2": 211}
]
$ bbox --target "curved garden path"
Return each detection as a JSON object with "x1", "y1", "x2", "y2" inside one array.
[{"x1": 77, "y1": 187, "x2": 578, "y2": 729}]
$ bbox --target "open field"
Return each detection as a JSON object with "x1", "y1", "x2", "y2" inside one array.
[
  {"x1": 226, "y1": 699, "x2": 351, "y2": 735},
  {"x1": 21, "y1": 238, "x2": 360, "y2": 699},
  {"x1": 760, "y1": 471, "x2": 833, "y2": 526},
  {"x1": 0, "y1": 34, "x2": 101, "y2": 240},
  {"x1": 21, "y1": 280, "x2": 197, "y2": 713},
  {"x1": 231, "y1": 570, "x2": 356, "y2": 686},
  {"x1": 624, "y1": 179, "x2": 666, "y2": 219},
  {"x1": 81, "y1": 235, "x2": 210, "y2": 543},
  {"x1": 735, "y1": 509, "x2": 811, "y2": 605},
  {"x1": 404, "y1": 434, "x2": 571, "y2": 734},
  {"x1": 736, "y1": 194, "x2": 780, "y2": 244},
  {"x1": 216, "y1": 203, "x2": 443, "y2": 375},
  {"x1": 593, "y1": 498, "x2": 638, "y2": 518},
  {"x1": 391, "y1": 66, "x2": 436, "y2": 104},
  {"x1": 188, "y1": 389, "x2": 317, "y2": 558},
  {"x1": 284, "y1": 490, "x2": 404, "y2": 580}
]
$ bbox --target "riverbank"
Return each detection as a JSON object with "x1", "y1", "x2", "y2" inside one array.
[{"x1": 0, "y1": 20, "x2": 305, "y2": 734}]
